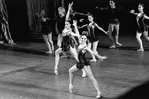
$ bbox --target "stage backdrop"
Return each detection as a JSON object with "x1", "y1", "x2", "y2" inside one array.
[{"x1": 26, "y1": 0, "x2": 65, "y2": 33}]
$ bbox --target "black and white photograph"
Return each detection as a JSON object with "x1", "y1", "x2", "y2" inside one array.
[{"x1": 0, "y1": 0, "x2": 149, "y2": 99}]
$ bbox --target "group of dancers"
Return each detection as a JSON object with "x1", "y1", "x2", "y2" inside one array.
[
  {"x1": 54, "y1": 2, "x2": 107, "y2": 99},
  {"x1": 36, "y1": 0, "x2": 149, "y2": 99}
]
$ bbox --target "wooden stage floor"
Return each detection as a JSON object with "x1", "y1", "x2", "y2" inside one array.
[{"x1": 0, "y1": 35, "x2": 149, "y2": 99}]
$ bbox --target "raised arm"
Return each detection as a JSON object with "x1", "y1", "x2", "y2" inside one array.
[
  {"x1": 73, "y1": 20, "x2": 80, "y2": 37},
  {"x1": 65, "y1": 2, "x2": 73, "y2": 22},
  {"x1": 95, "y1": 23, "x2": 107, "y2": 35}
]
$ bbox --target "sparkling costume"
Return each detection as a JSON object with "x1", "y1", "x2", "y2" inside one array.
[
  {"x1": 76, "y1": 46, "x2": 90, "y2": 70},
  {"x1": 136, "y1": 13, "x2": 149, "y2": 33}
]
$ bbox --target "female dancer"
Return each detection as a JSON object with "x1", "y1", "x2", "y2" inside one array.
[
  {"x1": 69, "y1": 33, "x2": 107, "y2": 99},
  {"x1": 37, "y1": 9, "x2": 54, "y2": 54},
  {"x1": 55, "y1": 3, "x2": 74, "y2": 57},
  {"x1": 98, "y1": 0, "x2": 122, "y2": 48},
  {"x1": 56, "y1": 7, "x2": 66, "y2": 48},
  {"x1": 130, "y1": 3, "x2": 149, "y2": 51},
  {"x1": 54, "y1": 20, "x2": 86, "y2": 77},
  {"x1": 54, "y1": 3, "x2": 86, "y2": 76},
  {"x1": 87, "y1": 13, "x2": 107, "y2": 62}
]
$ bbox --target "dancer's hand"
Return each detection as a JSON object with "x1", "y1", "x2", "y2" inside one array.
[
  {"x1": 130, "y1": 9, "x2": 135, "y2": 14},
  {"x1": 68, "y1": 2, "x2": 73, "y2": 9},
  {"x1": 105, "y1": 31, "x2": 109, "y2": 35}
]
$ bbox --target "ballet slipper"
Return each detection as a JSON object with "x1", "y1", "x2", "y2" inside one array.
[
  {"x1": 54, "y1": 67, "x2": 58, "y2": 75},
  {"x1": 96, "y1": 95, "x2": 102, "y2": 99},
  {"x1": 109, "y1": 45, "x2": 116, "y2": 49},
  {"x1": 137, "y1": 48, "x2": 144, "y2": 52},
  {"x1": 82, "y1": 72, "x2": 87, "y2": 77},
  {"x1": 116, "y1": 42, "x2": 122, "y2": 46},
  {"x1": 46, "y1": 51, "x2": 52, "y2": 54},
  {"x1": 69, "y1": 84, "x2": 73, "y2": 93}
]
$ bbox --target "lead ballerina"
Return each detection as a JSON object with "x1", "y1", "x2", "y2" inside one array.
[{"x1": 68, "y1": 21, "x2": 107, "y2": 99}]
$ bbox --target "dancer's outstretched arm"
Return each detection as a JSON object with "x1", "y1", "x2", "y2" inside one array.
[
  {"x1": 65, "y1": 2, "x2": 73, "y2": 22},
  {"x1": 144, "y1": 14, "x2": 149, "y2": 20},
  {"x1": 130, "y1": 10, "x2": 138, "y2": 15},
  {"x1": 95, "y1": 23, "x2": 108, "y2": 35},
  {"x1": 85, "y1": 47, "x2": 107, "y2": 61}
]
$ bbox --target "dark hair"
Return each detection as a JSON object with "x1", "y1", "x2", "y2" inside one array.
[
  {"x1": 110, "y1": 0, "x2": 115, "y2": 2},
  {"x1": 87, "y1": 12, "x2": 93, "y2": 17},
  {"x1": 139, "y1": 3, "x2": 144, "y2": 7},
  {"x1": 82, "y1": 31, "x2": 88, "y2": 36}
]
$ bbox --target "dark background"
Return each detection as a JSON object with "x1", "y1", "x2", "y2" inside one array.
[{"x1": 4, "y1": 0, "x2": 149, "y2": 41}]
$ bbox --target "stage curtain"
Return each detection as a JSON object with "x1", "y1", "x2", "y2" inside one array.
[
  {"x1": 26, "y1": 0, "x2": 45, "y2": 32},
  {"x1": 26, "y1": 0, "x2": 65, "y2": 33},
  {"x1": 0, "y1": 0, "x2": 14, "y2": 44}
]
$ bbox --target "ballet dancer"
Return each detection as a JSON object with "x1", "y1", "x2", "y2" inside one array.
[
  {"x1": 80, "y1": 13, "x2": 107, "y2": 62},
  {"x1": 98, "y1": 0, "x2": 122, "y2": 48},
  {"x1": 130, "y1": 3, "x2": 149, "y2": 51},
  {"x1": 69, "y1": 33, "x2": 107, "y2": 99},
  {"x1": 37, "y1": 9, "x2": 54, "y2": 54}
]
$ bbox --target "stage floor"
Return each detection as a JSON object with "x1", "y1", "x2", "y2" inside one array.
[{"x1": 0, "y1": 35, "x2": 149, "y2": 99}]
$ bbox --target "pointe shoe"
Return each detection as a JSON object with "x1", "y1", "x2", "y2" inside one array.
[
  {"x1": 82, "y1": 73, "x2": 87, "y2": 77},
  {"x1": 54, "y1": 68, "x2": 58, "y2": 75},
  {"x1": 116, "y1": 42, "x2": 122, "y2": 46},
  {"x1": 46, "y1": 51, "x2": 52, "y2": 54},
  {"x1": 96, "y1": 95, "x2": 102, "y2": 99},
  {"x1": 69, "y1": 84, "x2": 73, "y2": 93},
  {"x1": 109, "y1": 45, "x2": 116, "y2": 49},
  {"x1": 137, "y1": 48, "x2": 144, "y2": 52}
]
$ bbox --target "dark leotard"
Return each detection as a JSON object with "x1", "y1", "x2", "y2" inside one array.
[
  {"x1": 101, "y1": 6, "x2": 121, "y2": 24},
  {"x1": 57, "y1": 16, "x2": 66, "y2": 34},
  {"x1": 76, "y1": 46, "x2": 90, "y2": 70},
  {"x1": 40, "y1": 17, "x2": 52, "y2": 35},
  {"x1": 88, "y1": 22, "x2": 99, "y2": 43},
  {"x1": 136, "y1": 13, "x2": 149, "y2": 33}
]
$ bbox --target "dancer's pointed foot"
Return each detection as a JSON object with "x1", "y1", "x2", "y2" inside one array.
[
  {"x1": 82, "y1": 72, "x2": 87, "y2": 77},
  {"x1": 109, "y1": 45, "x2": 116, "y2": 49},
  {"x1": 46, "y1": 51, "x2": 52, "y2": 54},
  {"x1": 116, "y1": 42, "x2": 122, "y2": 46},
  {"x1": 54, "y1": 68, "x2": 58, "y2": 75},
  {"x1": 137, "y1": 48, "x2": 144, "y2": 52},
  {"x1": 96, "y1": 94, "x2": 102, "y2": 99},
  {"x1": 69, "y1": 84, "x2": 73, "y2": 93}
]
